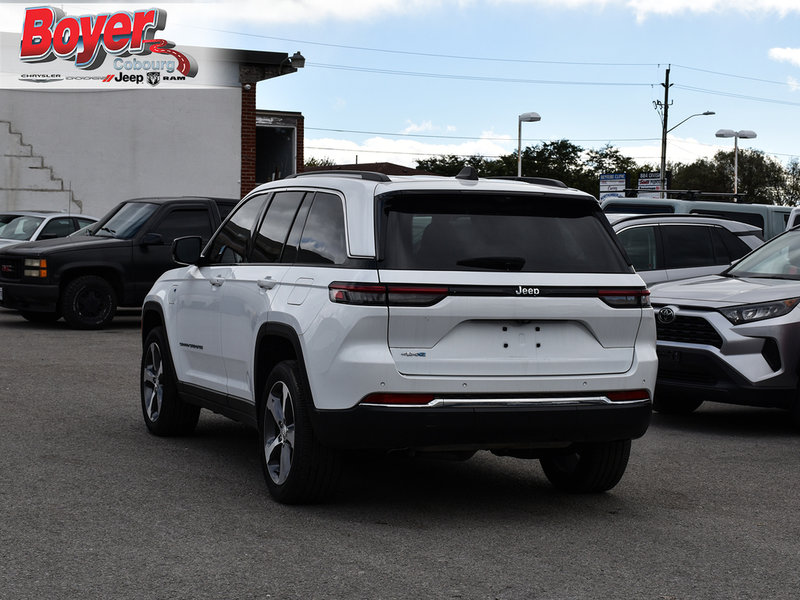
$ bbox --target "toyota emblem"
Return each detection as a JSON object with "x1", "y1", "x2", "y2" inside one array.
[{"x1": 657, "y1": 306, "x2": 677, "y2": 324}]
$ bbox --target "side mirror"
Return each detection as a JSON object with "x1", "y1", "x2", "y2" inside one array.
[
  {"x1": 172, "y1": 236, "x2": 203, "y2": 265},
  {"x1": 140, "y1": 232, "x2": 164, "y2": 246}
]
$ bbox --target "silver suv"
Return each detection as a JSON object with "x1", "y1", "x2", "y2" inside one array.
[
  {"x1": 140, "y1": 169, "x2": 658, "y2": 504},
  {"x1": 610, "y1": 213, "x2": 763, "y2": 285},
  {"x1": 650, "y1": 227, "x2": 800, "y2": 418}
]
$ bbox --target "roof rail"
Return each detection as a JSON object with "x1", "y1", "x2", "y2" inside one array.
[
  {"x1": 614, "y1": 189, "x2": 748, "y2": 202},
  {"x1": 488, "y1": 176, "x2": 568, "y2": 189},
  {"x1": 288, "y1": 170, "x2": 391, "y2": 182}
]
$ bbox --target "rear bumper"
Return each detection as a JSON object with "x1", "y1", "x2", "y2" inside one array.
[
  {"x1": 311, "y1": 397, "x2": 652, "y2": 450},
  {"x1": 0, "y1": 281, "x2": 59, "y2": 313}
]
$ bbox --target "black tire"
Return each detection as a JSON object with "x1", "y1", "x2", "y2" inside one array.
[
  {"x1": 653, "y1": 390, "x2": 703, "y2": 414},
  {"x1": 540, "y1": 440, "x2": 631, "y2": 493},
  {"x1": 140, "y1": 326, "x2": 200, "y2": 436},
  {"x1": 60, "y1": 275, "x2": 117, "y2": 329},
  {"x1": 259, "y1": 360, "x2": 341, "y2": 504},
  {"x1": 20, "y1": 310, "x2": 60, "y2": 323}
]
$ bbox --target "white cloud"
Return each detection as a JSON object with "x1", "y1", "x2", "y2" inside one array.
[
  {"x1": 304, "y1": 134, "x2": 513, "y2": 167},
  {"x1": 402, "y1": 120, "x2": 436, "y2": 134},
  {"x1": 304, "y1": 132, "x2": 720, "y2": 169},
  {"x1": 769, "y1": 47, "x2": 800, "y2": 67},
  {"x1": 789, "y1": 76, "x2": 800, "y2": 92}
]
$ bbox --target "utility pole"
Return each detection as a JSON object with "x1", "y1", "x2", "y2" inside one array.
[{"x1": 656, "y1": 66, "x2": 672, "y2": 199}]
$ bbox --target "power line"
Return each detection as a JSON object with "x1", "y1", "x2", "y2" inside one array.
[
  {"x1": 306, "y1": 126, "x2": 660, "y2": 143},
  {"x1": 672, "y1": 64, "x2": 792, "y2": 87},
  {"x1": 308, "y1": 62, "x2": 652, "y2": 86},
  {"x1": 195, "y1": 26, "x2": 659, "y2": 67},
  {"x1": 674, "y1": 84, "x2": 800, "y2": 107}
]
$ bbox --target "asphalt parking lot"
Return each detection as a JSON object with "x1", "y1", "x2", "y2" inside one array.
[{"x1": 2, "y1": 307, "x2": 800, "y2": 600}]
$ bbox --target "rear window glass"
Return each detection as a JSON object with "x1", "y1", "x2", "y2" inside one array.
[{"x1": 379, "y1": 193, "x2": 630, "y2": 273}]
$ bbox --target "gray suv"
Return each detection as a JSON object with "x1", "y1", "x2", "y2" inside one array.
[
  {"x1": 140, "y1": 170, "x2": 658, "y2": 504},
  {"x1": 610, "y1": 213, "x2": 763, "y2": 285}
]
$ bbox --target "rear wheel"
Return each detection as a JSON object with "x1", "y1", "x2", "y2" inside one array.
[
  {"x1": 540, "y1": 440, "x2": 631, "y2": 493},
  {"x1": 653, "y1": 390, "x2": 703, "y2": 414},
  {"x1": 60, "y1": 275, "x2": 116, "y2": 329},
  {"x1": 140, "y1": 326, "x2": 200, "y2": 436},
  {"x1": 259, "y1": 360, "x2": 341, "y2": 504}
]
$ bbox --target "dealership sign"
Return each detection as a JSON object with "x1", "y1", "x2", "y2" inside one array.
[{"x1": 17, "y1": 6, "x2": 197, "y2": 84}]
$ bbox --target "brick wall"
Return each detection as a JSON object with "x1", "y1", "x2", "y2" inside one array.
[{"x1": 240, "y1": 82, "x2": 257, "y2": 198}]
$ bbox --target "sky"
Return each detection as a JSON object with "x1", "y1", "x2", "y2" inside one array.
[{"x1": 3, "y1": 0, "x2": 800, "y2": 170}]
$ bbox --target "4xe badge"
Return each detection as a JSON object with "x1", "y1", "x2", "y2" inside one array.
[{"x1": 19, "y1": 6, "x2": 197, "y2": 78}]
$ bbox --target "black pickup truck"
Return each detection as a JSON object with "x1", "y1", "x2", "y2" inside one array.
[{"x1": 0, "y1": 196, "x2": 236, "y2": 329}]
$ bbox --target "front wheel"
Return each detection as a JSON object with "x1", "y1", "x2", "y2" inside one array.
[
  {"x1": 60, "y1": 275, "x2": 117, "y2": 329},
  {"x1": 140, "y1": 326, "x2": 200, "y2": 436},
  {"x1": 259, "y1": 360, "x2": 341, "y2": 504},
  {"x1": 540, "y1": 440, "x2": 631, "y2": 493}
]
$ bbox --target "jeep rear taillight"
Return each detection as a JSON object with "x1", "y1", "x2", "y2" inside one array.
[
  {"x1": 598, "y1": 288, "x2": 650, "y2": 308},
  {"x1": 329, "y1": 282, "x2": 449, "y2": 307}
]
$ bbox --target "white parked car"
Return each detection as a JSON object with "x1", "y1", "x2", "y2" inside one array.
[
  {"x1": 0, "y1": 210, "x2": 98, "y2": 249},
  {"x1": 140, "y1": 170, "x2": 658, "y2": 503},
  {"x1": 651, "y1": 227, "x2": 800, "y2": 418}
]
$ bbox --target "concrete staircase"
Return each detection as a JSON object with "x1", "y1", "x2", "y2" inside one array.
[{"x1": 0, "y1": 120, "x2": 80, "y2": 212}]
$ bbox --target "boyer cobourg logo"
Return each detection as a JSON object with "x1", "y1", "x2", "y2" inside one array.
[{"x1": 19, "y1": 6, "x2": 197, "y2": 85}]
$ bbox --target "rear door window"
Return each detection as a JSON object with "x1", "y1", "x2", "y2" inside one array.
[
  {"x1": 661, "y1": 225, "x2": 715, "y2": 268},
  {"x1": 250, "y1": 191, "x2": 305, "y2": 263},
  {"x1": 380, "y1": 193, "x2": 630, "y2": 273},
  {"x1": 617, "y1": 225, "x2": 660, "y2": 271}
]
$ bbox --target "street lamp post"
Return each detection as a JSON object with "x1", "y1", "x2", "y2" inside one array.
[
  {"x1": 658, "y1": 110, "x2": 715, "y2": 198},
  {"x1": 715, "y1": 129, "x2": 757, "y2": 195},
  {"x1": 517, "y1": 112, "x2": 541, "y2": 177}
]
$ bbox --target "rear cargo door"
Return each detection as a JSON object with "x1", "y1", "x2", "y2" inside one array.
[{"x1": 377, "y1": 192, "x2": 645, "y2": 377}]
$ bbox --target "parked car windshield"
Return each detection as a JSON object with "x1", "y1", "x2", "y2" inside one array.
[
  {"x1": 727, "y1": 230, "x2": 800, "y2": 280},
  {"x1": 379, "y1": 192, "x2": 631, "y2": 273},
  {"x1": 94, "y1": 202, "x2": 158, "y2": 239},
  {"x1": 0, "y1": 215, "x2": 44, "y2": 240}
]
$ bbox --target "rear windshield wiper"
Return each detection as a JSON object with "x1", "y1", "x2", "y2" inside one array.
[{"x1": 456, "y1": 256, "x2": 526, "y2": 271}]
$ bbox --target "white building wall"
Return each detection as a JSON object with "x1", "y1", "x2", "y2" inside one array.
[{"x1": 0, "y1": 88, "x2": 241, "y2": 217}]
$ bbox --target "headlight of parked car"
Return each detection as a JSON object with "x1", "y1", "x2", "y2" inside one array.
[
  {"x1": 719, "y1": 297, "x2": 800, "y2": 325},
  {"x1": 23, "y1": 258, "x2": 47, "y2": 278}
]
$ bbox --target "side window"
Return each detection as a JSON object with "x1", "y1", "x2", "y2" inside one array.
[
  {"x1": 207, "y1": 195, "x2": 268, "y2": 264},
  {"x1": 662, "y1": 225, "x2": 715, "y2": 269},
  {"x1": 251, "y1": 191, "x2": 305, "y2": 263},
  {"x1": 297, "y1": 192, "x2": 348, "y2": 265},
  {"x1": 39, "y1": 217, "x2": 74, "y2": 238},
  {"x1": 617, "y1": 225, "x2": 659, "y2": 271},
  {"x1": 150, "y1": 208, "x2": 214, "y2": 243},
  {"x1": 75, "y1": 218, "x2": 95, "y2": 229},
  {"x1": 712, "y1": 227, "x2": 752, "y2": 262}
]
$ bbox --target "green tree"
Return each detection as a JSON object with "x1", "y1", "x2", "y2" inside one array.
[
  {"x1": 785, "y1": 159, "x2": 800, "y2": 207},
  {"x1": 304, "y1": 156, "x2": 336, "y2": 169}
]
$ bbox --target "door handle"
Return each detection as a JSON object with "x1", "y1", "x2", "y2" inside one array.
[{"x1": 258, "y1": 276, "x2": 277, "y2": 290}]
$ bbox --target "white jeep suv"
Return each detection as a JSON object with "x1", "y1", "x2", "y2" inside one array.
[{"x1": 140, "y1": 169, "x2": 657, "y2": 504}]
